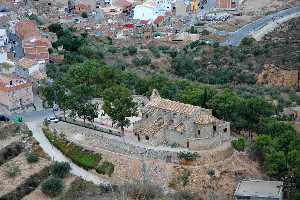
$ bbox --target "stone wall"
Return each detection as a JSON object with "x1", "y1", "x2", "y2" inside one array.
[{"x1": 50, "y1": 122, "x2": 233, "y2": 166}]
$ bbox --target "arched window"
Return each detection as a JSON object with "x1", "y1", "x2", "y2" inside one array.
[{"x1": 145, "y1": 135, "x2": 149, "y2": 140}]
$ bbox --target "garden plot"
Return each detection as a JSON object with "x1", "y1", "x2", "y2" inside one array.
[
  {"x1": 22, "y1": 176, "x2": 76, "y2": 200},
  {"x1": 0, "y1": 153, "x2": 50, "y2": 199}
]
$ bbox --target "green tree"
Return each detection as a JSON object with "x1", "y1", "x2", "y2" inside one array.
[
  {"x1": 77, "y1": 103, "x2": 98, "y2": 126},
  {"x1": 102, "y1": 85, "x2": 137, "y2": 135}
]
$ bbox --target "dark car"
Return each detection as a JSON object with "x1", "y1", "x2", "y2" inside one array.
[{"x1": 0, "y1": 115, "x2": 10, "y2": 121}]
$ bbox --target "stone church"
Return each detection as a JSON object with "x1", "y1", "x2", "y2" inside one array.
[{"x1": 133, "y1": 89, "x2": 230, "y2": 151}]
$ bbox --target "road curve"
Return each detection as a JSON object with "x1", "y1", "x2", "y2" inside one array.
[
  {"x1": 224, "y1": 5, "x2": 300, "y2": 46},
  {"x1": 26, "y1": 120, "x2": 111, "y2": 187}
]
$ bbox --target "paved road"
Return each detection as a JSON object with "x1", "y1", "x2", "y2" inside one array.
[
  {"x1": 26, "y1": 120, "x2": 111, "y2": 187},
  {"x1": 224, "y1": 5, "x2": 300, "y2": 46},
  {"x1": 8, "y1": 109, "x2": 53, "y2": 122}
]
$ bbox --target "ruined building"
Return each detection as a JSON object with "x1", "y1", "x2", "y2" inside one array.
[{"x1": 133, "y1": 89, "x2": 230, "y2": 151}]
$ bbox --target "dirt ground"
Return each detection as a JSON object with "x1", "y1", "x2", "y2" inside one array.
[{"x1": 0, "y1": 153, "x2": 50, "y2": 197}]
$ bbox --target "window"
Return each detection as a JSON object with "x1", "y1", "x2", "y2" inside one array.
[
  {"x1": 223, "y1": 128, "x2": 227, "y2": 132},
  {"x1": 145, "y1": 135, "x2": 149, "y2": 140},
  {"x1": 213, "y1": 125, "x2": 216, "y2": 131},
  {"x1": 137, "y1": 134, "x2": 140, "y2": 141},
  {"x1": 198, "y1": 130, "x2": 201, "y2": 135}
]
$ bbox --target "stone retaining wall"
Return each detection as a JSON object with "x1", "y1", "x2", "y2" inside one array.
[{"x1": 50, "y1": 122, "x2": 233, "y2": 166}]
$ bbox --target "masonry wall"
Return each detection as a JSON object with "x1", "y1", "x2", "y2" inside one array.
[{"x1": 7, "y1": 86, "x2": 34, "y2": 110}]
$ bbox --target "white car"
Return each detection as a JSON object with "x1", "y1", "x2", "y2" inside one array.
[{"x1": 47, "y1": 116, "x2": 59, "y2": 123}]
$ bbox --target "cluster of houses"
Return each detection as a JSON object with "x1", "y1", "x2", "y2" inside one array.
[{"x1": 0, "y1": 20, "x2": 51, "y2": 112}]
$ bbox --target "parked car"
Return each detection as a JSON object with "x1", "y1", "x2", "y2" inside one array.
[
  {"x1": 47, "y1": 116, "x2": 59, "y2": 123},
  {"x1": 0, "y1": 115, "x2": 10, "y2": 121}
]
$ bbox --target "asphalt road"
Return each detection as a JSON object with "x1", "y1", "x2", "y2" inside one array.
[
  {"x1": 8, "y1": 109, "x2": 53, "y2": 122},
  {"x1": 225, "y1": 5, "x2": 300, "y2": 46}
]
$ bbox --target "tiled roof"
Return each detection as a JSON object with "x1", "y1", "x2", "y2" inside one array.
[
  {"x1": 16, "y1": 58, "x2": 36, "y2": 69},
  {"x1": 154, "y1": 16, "x2": 164, "y2": 24},
  {"x1": 146, "y1": 97, "x2": 198, "y2": 116},
  {"x1": 0, "y1": 74, "x2": 32, "y2": 92}
]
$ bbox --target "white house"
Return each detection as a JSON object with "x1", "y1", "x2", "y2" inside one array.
[
  {"x1": 0, "y1": 29, "x2": 8, "y2": 47},
  {"x1": 133, "y1": 0, "x2": 172, "y2": 21}
]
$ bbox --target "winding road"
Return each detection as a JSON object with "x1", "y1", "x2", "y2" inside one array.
[
  {"x1": 224, "y1": 5, "x2": 300, "y2": 46},
  {"x1": 26, "y1": 119, "x2": 111, "y2": 187}
]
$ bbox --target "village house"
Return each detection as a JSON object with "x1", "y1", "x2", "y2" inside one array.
[
  {"x1": 0, "y1": 74, "x2": 34, "y2": 111},
  {"x1": 0, "y1": 47, "x2": 8, "y2": 63},
  {"x1": 15, "y1": 58, "x2": 45, "y2": 78},
  {"x1": 133, "y1": 89, "x2": 230, "y2": 150},
  {"x1": 234, "y1": 180, "x2": 283, "y2": 200},
  {"x1": 15, "y1": 20, "x2": 41, "y2": 40},
  {"x1": 22, "y1": 38, "x2": 51, "y2": 63}
]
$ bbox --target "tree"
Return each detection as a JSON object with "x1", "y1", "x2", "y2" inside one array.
[
  {"x1": 178, "y1": 86, "x2": 216, "y2": 108},
  {"x1": 102, "y1": 85, "x2": 137, "y2": 135},
  {"x1": 48, "y1": 23, "x2": 63, "y2": 35},
  {"x1": 76, "y1": 103, "x2": 98, "y2": 126}
]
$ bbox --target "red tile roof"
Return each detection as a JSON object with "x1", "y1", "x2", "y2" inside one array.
[{"x1": 154, "y1": 16, "x2": 164, "y2": 25}]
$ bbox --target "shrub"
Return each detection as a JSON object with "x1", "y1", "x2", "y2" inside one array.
[
  {"x1": 179, "y1": 169, "x2": 190, "y2": 186},
  {"x1": 171, "y1": 191, "x2": 202, "y2": 200},
  {"x1": 50, "y1": 161, "x2": 71, "y2": 178},
  {"x1": 81, "y1": 12, "x2": 88, "y2": 18},
  {"x1": 26, "y1": 152, "x2": 39, "y2": 163},
  {"x1": 41, "y1": 177, "x2": 64, "y2": 197},
  {"x1": 177, "y1": 151, "x2": 198, "y2": 161},
  {"x1": 96, "y1": 161, "x2": 114, "y2": 177},
  {"x1": 43, "y1": 128, "x2": 102, "y2": 169},
  {"x1": 6, "y1": 164, "x2": 20, "y2": 177},
  {"x1": 231, "y1": 138, "x2": 246, "y2": 151},
  {"x1": 107, "y1": 47, "x2": 117, "y2": 53},
  {"x1": 124, "y1": 183, "x2": 162, "y2": 200},
  {"x1": 128, "y1": 46, "x2": 137, "y2": 55}
]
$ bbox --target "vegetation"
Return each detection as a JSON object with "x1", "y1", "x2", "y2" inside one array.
[
  {"x1": 180, "y1": 169, "x2": 191, "y2": 186},
  {"x1": 102, "y1": 85, "x2": 137, "y2": 135},
  {"x1": 231, "y1": 138, "x2": 246, "y2": 151},
  {"x1": 50, "y1": 161, "x2": 71, "y2": 178},
  {"x1": 96, "y1": 161, "x2": 114, "y2": 177},
  {"x1": 43, "y1": 127, "x2": 102, "y2": 169},
  {"x1": 6, "y1": 164, "x2": 20, "y2": 177},
  {"x1": 26, "y1": 152, "x2": 39, "y2": 163},
  {"x1": 177, "y1": 152, "x2": 198, "y2": 161},
  {"x1": 41, "y1": 177, "x2": 64, "y2": 197}
]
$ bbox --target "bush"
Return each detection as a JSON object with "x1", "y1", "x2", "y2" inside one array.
[
  {"x1": 179, "y1": 169, "x2": 190, "y2": 186},
  {"x1": 50, "y1": 161, "x2": 71, "y2": 178},
  {"x1": 41, "y1": 177, "x2": 64, "y2": 197},
  {"x1": 81, "y1": 12, "x2": 88, "y2": 18},
  {"x1": 96, "y1": 161, "x2": 114, "y2": 177},
  {"x1": 26, "y1": 152, "x2": 39, "y2": 163},
  {"x1": 43, "y1": 128, "x2": 102, "y2": 169},
  {"x1": 128, "y1": 46, "x2": 137, "y2": 55},
  {"x1": 177, "y1": 152, "x2": 198, "y2": 161},
  {"x1": 6, "y1": 164, "x2": 20, "y2": 177},
  {"x1": 231, "y1": 138, "x2": 246, "y2": 151},
  {"x1": 171, "y1": 191, "x2": 202, "y2": 200},
  {"x1": 132, "y1": 56, "x2": 151, "y2": 66},
  {"x1": 124, "y1": 183, "x2": 162, "y2": 200}
]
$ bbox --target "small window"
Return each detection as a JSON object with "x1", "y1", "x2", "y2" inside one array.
[
  {"x1": 213, "y1": 125, "x2": 216, "y2": 131},
  {"x1": 145, "y1": 135, "x2": 149, "y2": 140},
  {"x1": 223, "y1": 128, "x2": 227, "y2": 132},
  {"x1": 137, "y1": 134, "x2": 140, "y2": 141},
  {"x1": 198, "y1": 130, "x2": 201, "y2": 135}
]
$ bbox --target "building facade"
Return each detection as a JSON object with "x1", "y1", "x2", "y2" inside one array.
[
  {"x1": 0, "y1": 29, "x2": 8, "y2": 47},
  {"x1": 22, "y1": 38, "x2": 51, "y2": 63},
  {"x1": 0, "y1": 74, "x2": 34, "y2": 111},
  {"x1": 133, "y1": 89, "x2": 230, "y2": 150}
]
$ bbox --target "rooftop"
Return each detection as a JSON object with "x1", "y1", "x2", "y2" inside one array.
[
  {"x1": 0, "y1": 74, "x2": 32, "y2": 92},
  {"x1": 16, "y1": 58, "x2": 36, "y2": 69},
  {"x1": 234, "y1": 180, "x2": 283, "y2": 199}
]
